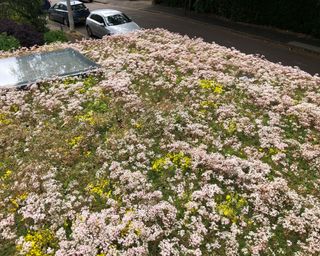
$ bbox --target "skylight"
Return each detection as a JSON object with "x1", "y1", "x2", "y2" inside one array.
[{"x1": 0, "y1": 48, "x2": 99, "y2": 88}]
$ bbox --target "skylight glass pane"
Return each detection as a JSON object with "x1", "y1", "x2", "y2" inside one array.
[{"x1": 0, "y1": 48, "x2": 99, "y2": 88}]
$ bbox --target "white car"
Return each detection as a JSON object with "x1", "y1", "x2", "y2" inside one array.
[{"x1": 86, "y1": 9, "x2": 140, "y2": 38}]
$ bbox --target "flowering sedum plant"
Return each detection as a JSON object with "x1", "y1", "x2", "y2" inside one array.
[{"x1": 0, "y1": 29, "x2": 320, "y2": 255}]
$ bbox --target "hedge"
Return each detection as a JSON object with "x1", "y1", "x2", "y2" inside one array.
[
  {"x1": 0, "y1": 19, "x2": 44, "y2": 47},
  {"x1": 159, "y1": 0, "x2": 320, "y2": 38}
]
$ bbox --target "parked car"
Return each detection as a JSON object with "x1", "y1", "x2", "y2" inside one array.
[
  {"x1": 48, "y1": 1, "x2": 90, "y2": 26},
  {"x1": 86, "y1": 9, "x2": 140, "y2": 38}
]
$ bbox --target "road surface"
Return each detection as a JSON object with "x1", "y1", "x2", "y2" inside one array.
[{"x1": 50, "y1": 0, "x2": 320, "y2": 75}]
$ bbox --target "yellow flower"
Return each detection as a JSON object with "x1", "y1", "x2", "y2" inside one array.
[
  {"x1": 85, "y1": 151, "x2": 92, "y2": 157},
  {"x1": 19, "y1": 192, "x2": 28, "y2": 201},
  {"x1": 78, "y1": 88, "x2": 86, "y2": 94},
  {"x1": 66, "y1": 135, "x2": 84, "y2": 148},
  {"x1": 152, "y1": 152, "x2": 191, "y2": 172},
  {"x1": 17, "y1": 229, "x2": 56, "y2": 256},
  {"x1": 200, "y1": 101, "x2": 217, "y2": 108},
  {"x1": 9, "y1": 199, "x2": 19, "y2": 212},
  {"x1": 199, "y1": 79, "x2": 223, "y2": 94},
  {"x1": 75, "y1": 111, "x2": 95, "y2": 125},
  {"x1": 217, "y1": 193, "x2": 247, "y2": 223},
  {"x1": 214, "y1": 84, "x2": 223, "y2": 94},
  {"x1": 135, "y1": 228, "x2": 142, "y2": 236},
  {"x1": 10, "y1": 104, "x2": 19, "y2": 112},
  {"x1": 268, "y1": 147, "x2": 278, "y2": 155},
  {"x1": 3, "y1": 169, "x2": 12, "y2": 180},
  {"x1": 152, "y1": 157, "x2": 168, "y2": 171},
  {"x1": 86, "y1": 179, "x2": 112, "y2": 198},
  {"x1": 135, "y1": 122, "x2": 142, "y2": 129},
  {"x1": 227, "y1": 121, "x2": 237, "y2": 134},
  {"x1": 0, "y1": 113, "x2": 11, "y2": 125},
  {"x1": 199, "y1": 79, "x2": 214, "y2": 90}
]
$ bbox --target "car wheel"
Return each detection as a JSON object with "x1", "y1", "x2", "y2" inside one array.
[
  {"x1": 86, "y1": 26, "x2": 93, "y2": 38},
  {"x1": 48, "y1": 13, "x2": 53, "y2": 21}
]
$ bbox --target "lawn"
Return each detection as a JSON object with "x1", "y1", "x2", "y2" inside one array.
[{"x1": 0, "y1": 29, "x2": 319, "y2": 256}]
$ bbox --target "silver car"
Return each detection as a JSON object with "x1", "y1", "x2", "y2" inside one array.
[{"x1": 86, "y1": 9, "x2": 140, "y2": 38}]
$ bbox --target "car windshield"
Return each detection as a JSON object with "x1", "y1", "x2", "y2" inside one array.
[
  {"x1": 106, "y1": 13, "x2": 132, "y2": 26},
  {"x1": 72, "y1": 4, "x2": 86, "y2": 11}
]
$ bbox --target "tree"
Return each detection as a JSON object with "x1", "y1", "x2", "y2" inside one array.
[{"x1": 66, "y1": 0, "x2": 75, "y2": 31}]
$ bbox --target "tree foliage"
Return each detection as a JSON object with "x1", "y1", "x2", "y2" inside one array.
[
  {"x1": 159, "y1": 0, "x2": 320, "y2": 38},
  {"x1": 0, "y1": 0, "x2": 47, "y2": 32},
  {"x1": 0, "y1": 19, "x2": 44, "y2": 47}
]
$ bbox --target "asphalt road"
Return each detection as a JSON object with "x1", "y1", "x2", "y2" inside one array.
[{"x1": 50, "y1": 0, "x2": 320, "y2": 75}]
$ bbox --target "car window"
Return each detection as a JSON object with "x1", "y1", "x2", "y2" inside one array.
[
  {"x1": 106, "y1": 13, "x2": 132, "y2": 26},
  {"x1": 58, "y1": 4, "x2": 67, "y2": 10},
  {"x1": 53, "y1": 4, "x2": 59, "y2": 9},
  {"x1": 72, "y1": 4, "x2": 86, "y2": 11},
  {"x1": 96, "y1": 15, "x2": 105, "y2": 24},
  {"x1": 91, "y1": 14, "x2": 105, "y2": 24}
]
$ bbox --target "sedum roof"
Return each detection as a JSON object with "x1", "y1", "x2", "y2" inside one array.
[{"x1": 0, "y1": 29, "x2": 320, "y2": 256}]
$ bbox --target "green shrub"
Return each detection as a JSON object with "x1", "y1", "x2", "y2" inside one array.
[
  {"x1": 0, "y1": 19, "x2": 44, "y2": 47},
  {"x1": 0, "y1": 33, "x2": 20, "y2": 51},
  {"x1": 44, "y1": 30, "x2": 68, "y2": 44},
  {"x1": 0, "y1": 0, "x2": 48, "y2": 33},
  {"x1": 159, "y1": 0, "x2": 320, "y2": 38}
]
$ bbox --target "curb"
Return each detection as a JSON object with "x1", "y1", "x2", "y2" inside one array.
[{"x1": 287, "y1": 41, "x2": 320, "y2": 55}]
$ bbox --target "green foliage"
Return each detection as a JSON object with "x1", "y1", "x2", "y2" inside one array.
[
  {"x1": 0, "y1": 19, "x2": 44, "y2": 47},
  {"x1": 150, "y1": 152, "x2": 192, "y2": 204},
  {"x1": 83, "y1": 100, "x2": 108, "y2": 113},
  {"x1": 44, "y1": 30, "x2": 68, "y2": 44},
  {"x1": 0, "y1": 242, "x2": 16, "y2": 256},
  {"x1": 0, "y1": 0, "x2": 47, "y2": 33},
  {"x1": 0, "y1": 33, "x2": 20, "y2": 51}
]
